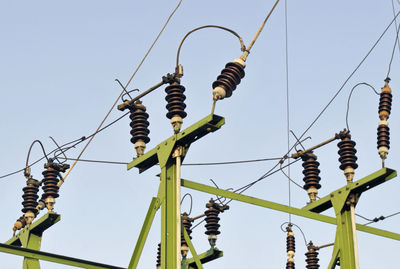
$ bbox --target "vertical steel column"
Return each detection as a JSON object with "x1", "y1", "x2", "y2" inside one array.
[
  {"x1": 161, "y1": 161, "x2": 180, "y2": 269},
  {"x1": 21, "y1": 231, "x2": 41, "y2": 269},
  {"x1": 331, "y1": 193, "x2": 357, "y2": 269}
]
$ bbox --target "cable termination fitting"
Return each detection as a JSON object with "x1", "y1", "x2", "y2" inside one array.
[
  {"x1": 13, "y1": 215, "x2": 27, "y2": 233},
  {"x1": 181, "y1": 212, "x2": 193, "y2": 258},
  {"x1": 204, "y1": 198, "x2": 229, "y2": 248},
  {"x1": 286, "y1": 224, "x2": 295, "y2": 269},
  {"x1": 41, "y1": 159, "x2": 70, "y2": 212},
  {"x1": 305, "y1": 241, "x2": 320, "y2": 269},
  {"x1": 301, "y1": 151, "x2": 321, "y2": 203},
  {"x1": 337, "y1": 132, "x2": 358, "y2": 183},
  {"x1": 212, "y1": 58, "x2": 245, "y2": 101},
  {"x1": 165, "y1": 78, "x2": 187, "y2": 133},
  {"x1": 377, "y1": 77, "x2": 392, "y2": 166}
]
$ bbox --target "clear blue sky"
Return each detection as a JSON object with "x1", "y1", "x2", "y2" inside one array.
[{"x1": 0, "y1": 0, "x2": 399, "y2": 268}]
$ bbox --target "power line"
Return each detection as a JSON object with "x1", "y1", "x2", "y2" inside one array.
[
  {"x1": 0, "y1": 112, "x2": 129, "y2": 180},
  {"x1": 296, "y1": 10, "x2": 400, "y2": 144},
  {"x1": 284, "y1": 0, "x2": 292, "y2": 223},
  {"x1": 386, "y1": 14, "x2": 400, "y2": 78},
  {"x1": 58, "y1": 0, "x2": 184, "y2": 187}
]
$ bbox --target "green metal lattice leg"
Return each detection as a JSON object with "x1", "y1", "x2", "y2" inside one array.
[{"x1": 161, "y1": 163, "x2": 180, "y2": 269}]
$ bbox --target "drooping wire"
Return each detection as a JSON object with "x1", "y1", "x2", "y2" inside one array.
[
  {"x1": 176, "y1": 25, "x2": 246, "y2": 68},
  {"x1": 58, "y1": 0, "x2": 184, "y2": 187},
  {"x1": 296, "y1": 10, "x2": 400, "y2": 144},
  {"x1": 180, "y1": 193, "x2": 193, "y2": 215},
  {"x1": 25, "y1": 140, "x2": 49, "y2": 169},
  {"x1": 280, "y1": 222, "x2": 308, "y2": 247},
  {"x1": 345, "y1": 82, "x2": 379, "y2": 131},
  {"x1": 386, "y1": 16, "x2": 400, "y2": 78}
]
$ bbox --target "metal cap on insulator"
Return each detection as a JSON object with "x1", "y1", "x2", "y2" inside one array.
[
  {"x1": 305, "y1": 241, "x2": 319, "y2": 269},
  {"x1": 165, "y1": 79, "x2": 187, "y2": 133},
  {"x1": 300, "y1": 151, "x2": 321, "y2": 203},
  {"x1": 212, "y1": 58, "x2": 245, "y2": 101},
  {"x1": 377, "y1": 78, "x2": 392, "y2": 166},
  {"x1": 129, "y1": 100, "x2": 150, "y2": 157},
  {"x1": 286, "y1": 224, "x2": 295, "y2": 269},
  {"x1": 337, "y1": 132, "x2": 358, "y2": 183}
]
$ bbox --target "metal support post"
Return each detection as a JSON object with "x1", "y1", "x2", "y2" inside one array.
[
  {"x1": 5, "y1": 212, "x2": 60, "y2": 269},
  {"x1": 160, "y1": 160, "x2": 180, "y2": 269}
]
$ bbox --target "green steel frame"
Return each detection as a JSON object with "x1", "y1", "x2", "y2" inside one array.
[{"x1": 1, "y1": 113, "x2": 399, "y2": 269}]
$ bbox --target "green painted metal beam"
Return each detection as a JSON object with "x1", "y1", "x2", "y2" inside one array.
[
  {"x1": 183, "y1": 225, "x2": 203, "y2": 269},
  {"x1": 6, "y1": 212, "x2": 60, "y2": 247},
  {"x1": 302, "y1": 168, "x2": 397, "y2": 213},
  {"x1": 184, "y1": 248, "x2": 223, "y2": 269},
  {"x1": 128, "y1": 197, "x2": 160, "y2": 269},
  {"x1": 0, "y1": 243, "x2": 125, "y2": 269},
  {"x1": 127, "y1": 114, "x2": 225, "y2": 172},
  {"x1": 181, "y1": 178, "x2": 400, "y2": 241}
]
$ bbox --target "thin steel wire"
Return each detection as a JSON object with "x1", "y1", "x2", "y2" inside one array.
[
  {"x1": 180, "y1": 193, "x2": 193, "y2": 215},
  {"x1": 25, "y1": 140, "x2": 49, "y2": 169},
  {"x1": 176, "y1": 25, "x2": 245, "y2": 68},
  {"x1": 296, "y1": 10, "x2": 400, "y2": 144},
  {"x1": 280, "y1": 222, "x2": 308, "y2": 247},
  {"x1": 345, "y1": 82, "x2": 379, "y2": 131},
  {"x1": 58, "y1": 0, "x2": 184, "y2": 186},
  {"x1": 284, "y1": 0, "x2": 291, "y2": 224},
  {"x1": 386, "y1": 18, "x2": 400, "y2": 78}
]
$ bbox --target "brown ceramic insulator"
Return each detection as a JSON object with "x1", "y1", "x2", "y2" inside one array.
[
  {"x1": 156, "y1": 243, "x2": 161, "y2": 268},
  {"x1": 378, "y1": 92, "x2": 392, "y2": 120},
  {"x1": 165, "y1": 81, "x2": 187, "y2": 119},
  {"x1": 286, "y1": 261, "x2": 295, "y2": 269},
  {"x1": 204, "y1": 198, "x2": 221, "y2": 236},
  {"x1": 129, "y1": 100, "x2": 150, "y2": 144},
  {"x1": 305, "y1": 246, "x2": 320, "y2": 269},
  {"x1": 337, "y1": 135, "x2": 358, "y2": 171},
  {"x1": 41, "y1": 160, "x2": 69, "y2": 200},
  {"x1": 21, "y1": 181, "x2": 39, "y2": 214},
  {"x1": 181, "y1": 212, "x2": 193, "y2": 246},
  {"x1": 301, "y1": 152, "x2": 321, "y2": 191},
  {"x1": 42, "y1": 165, "x2": 60, "y2": 200},
  {"x1": 377, "y1": 124, "x2": 390, "y2": 150},
  {"x1": 286, "y1": 233, "x2": 295, "y2": 254},
  {"x1": 212, "y1": 62, "x2": 245, "y2": 98}
]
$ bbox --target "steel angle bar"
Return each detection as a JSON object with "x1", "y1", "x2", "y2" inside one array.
[
  {"x1": 181, "y1": 179, "x2": 400, "y2": 241},
  {"x1": 0, "y1": 243, "x2": 125, "y2": 269}
]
